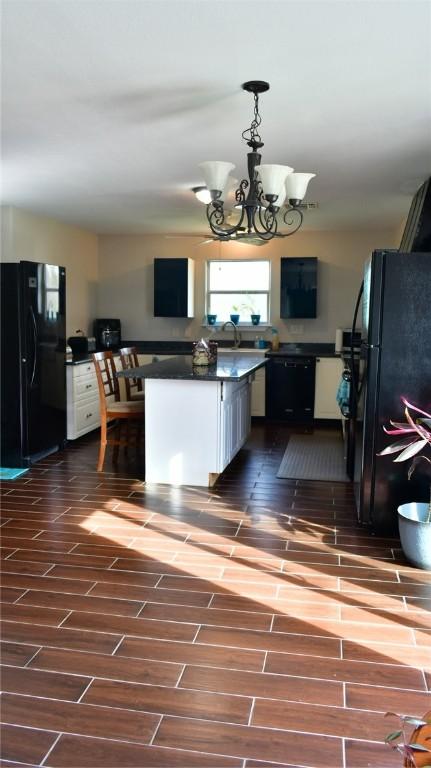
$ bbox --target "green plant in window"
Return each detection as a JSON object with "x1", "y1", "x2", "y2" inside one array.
[{"x1": 239, "y1": 294, "x2": 257, "y2": 314}]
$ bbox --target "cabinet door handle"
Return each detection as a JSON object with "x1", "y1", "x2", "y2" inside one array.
[
  {"x1": 86, "y1": 412, "x2": 93, "y2": 419},
  {"x1": 285, "y1": 408, "x2": 294, "y2": 412},
  {"x1": 316, "y1": 358, "x2": 320, "y2": 362},
  {"x1": 85, "y1": 384, "x2": 92, "y2": 389}
]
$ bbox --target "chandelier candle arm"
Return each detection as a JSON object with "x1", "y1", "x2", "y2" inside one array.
[{"x1": 197, "y1": 80, "x2": 316, "y2": 241}]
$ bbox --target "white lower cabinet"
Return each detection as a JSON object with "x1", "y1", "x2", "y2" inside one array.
[
  {"x1": 250, "y1": 366, "x2": 266, "y2": 416},
  {"x1": 67, "y1": 362, "x2": 100, "y2": 439},
  {"x1": 314, "y1": 357, "x2": 344, "y2": 419}
]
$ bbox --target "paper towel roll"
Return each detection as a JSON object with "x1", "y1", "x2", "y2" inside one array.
[{"x1": 335, "y1": 329, "x2": 343, "y2": 352}]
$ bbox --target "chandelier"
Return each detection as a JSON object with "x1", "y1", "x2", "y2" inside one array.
[{"x1": 198, "y1": 81, "x2": 316, "y2": 242}]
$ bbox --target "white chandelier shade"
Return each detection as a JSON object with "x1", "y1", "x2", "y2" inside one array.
[
  {"x1": 255, "y1": 164, "x2": 294, "y2": 198},
  {"x1": 198, "y1": 161, "x2": 235, "y2": 196},
  {"x1": 193, "y1": 175, "x2": 238, "y2": 205},
  {"x1": 285, "y1": 172, "x2": 316, "y2": 201}
]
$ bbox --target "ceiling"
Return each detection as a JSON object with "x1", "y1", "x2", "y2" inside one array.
[{"x1": 2, "y1": 0, "x2": 431, "y2": 235}]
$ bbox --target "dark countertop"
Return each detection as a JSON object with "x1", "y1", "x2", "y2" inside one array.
[
  {"x1": 65, "y1": 354, "x2": 100, "y2": 366},
  {"x1": 116, "y1": 354, "x2": 267, "y2": 382},
  {"x1": 265, "y1": 343, "x2": 339, "y2": 358},
  {"x1": 66, "y1": 341, "x2": 339, "y2": 366}
]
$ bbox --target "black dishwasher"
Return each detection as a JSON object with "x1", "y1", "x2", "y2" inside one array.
[{"x1": 266, "y1": 356, "x2": 316, "y2": 421}]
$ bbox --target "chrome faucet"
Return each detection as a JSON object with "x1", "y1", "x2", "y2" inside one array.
[{"x1": 222, "y1": 320, "x2": 242, "y2": 349}]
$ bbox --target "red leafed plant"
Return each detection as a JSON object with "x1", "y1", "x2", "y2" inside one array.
[
  {"x1": 384, "y1": 710, "x2": 431, "y2": 767},
  {"x1": 378, "y1": 398, "x2": 431, "y2": 522}
]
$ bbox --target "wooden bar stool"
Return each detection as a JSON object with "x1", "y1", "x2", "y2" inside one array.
[
  {"x1": 92, "y1": 351, "x2": 145, "y2": 472},
  {"x1": 119, "y1": 347, "x2": 145, "y2": 401}
]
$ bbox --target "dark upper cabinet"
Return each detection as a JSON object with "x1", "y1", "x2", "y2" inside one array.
[
  {"x1": 280, "y1": 257, "x2": 317, "y2": 318},
  {"x1": 154, "y1": 258, "x2": 195, "y2": 318}
]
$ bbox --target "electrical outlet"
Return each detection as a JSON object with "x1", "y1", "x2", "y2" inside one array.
[{"x1": 289, "y1": 324, "x2": 304, "y2": 334}]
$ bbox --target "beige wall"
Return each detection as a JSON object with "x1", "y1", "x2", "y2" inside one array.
[
  {"x1": 1, "y1": 206, "x2": 99, "y2": 336},
  {"x1": 1, "y1": 206, "x2": 400, "y2": 344},
  {"x1": 97, "y1": 228, "x2": 400, "y2": 344}
]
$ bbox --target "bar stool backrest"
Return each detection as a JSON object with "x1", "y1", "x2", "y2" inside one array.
[
  {"x1": 119, "y1": 347, "x2": 143, "y2": 400},
  {"x1": 92, "y1": 351, "x2": 121, "y2": 417}
]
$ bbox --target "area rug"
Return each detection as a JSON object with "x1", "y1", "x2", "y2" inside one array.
[
  {"x1": 0, "y1": 467, "x2": 29, "y2": 480},
  {"x1": 277, "y1": 432, "x2": 349, "y2": 482}
]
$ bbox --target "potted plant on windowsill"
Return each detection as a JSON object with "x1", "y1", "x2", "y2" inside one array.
[
  {"x1": 240, "y1": 295, "x2": 261, "y2": 325},
  {"x1": 378, "y1": 398, "x2": 431, "y2": 570},
  {"x1": 230, "y1": 305, "x2": 240, "y2": 325}
]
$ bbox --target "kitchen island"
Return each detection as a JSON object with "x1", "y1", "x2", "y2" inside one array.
[{"x1": 118, "y1": 353, "x2": 267, "y2": 486}]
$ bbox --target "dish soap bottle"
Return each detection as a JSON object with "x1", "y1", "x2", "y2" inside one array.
[{"x1": 271, "y1": 327, "x2": 280, "y2": 351}]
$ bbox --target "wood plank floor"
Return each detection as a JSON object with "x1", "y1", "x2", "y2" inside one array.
[{"x1": 1, "y1": 423, "x2": 430, "y2": 768}]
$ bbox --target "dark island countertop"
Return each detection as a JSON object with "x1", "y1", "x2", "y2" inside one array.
[{"x1": 116, "y1": 354, "x2": 267, "y2": 382}]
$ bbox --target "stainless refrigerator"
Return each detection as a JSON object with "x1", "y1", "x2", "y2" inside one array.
[
  {"x1": 1, "y1": 261, "x2": 67, "y2": 467},
  {"x1": 351, "y1": 250, "x2": 431, "y2": 533}
]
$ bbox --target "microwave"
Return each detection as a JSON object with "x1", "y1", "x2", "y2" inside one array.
[{"x1": 335, "y1": 328, "x2": 362, "y2": 353}]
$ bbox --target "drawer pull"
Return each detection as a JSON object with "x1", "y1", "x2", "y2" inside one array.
[
  {"x1": 86, "y1": 412, "x2": 93, "y2": 419},
  {"x1": 85, "y1": 384, "x2": 92, "y2": 389}
]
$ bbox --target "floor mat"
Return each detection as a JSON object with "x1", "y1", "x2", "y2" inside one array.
[
  {"x1": 0, "y1": 467, "x2": 29, "y2": 480},
  {"x1": 277, "y1": 432, "x2": 349, "y2": 482}
]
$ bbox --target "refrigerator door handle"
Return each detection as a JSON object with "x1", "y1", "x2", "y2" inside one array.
[
  {"x1": 350, "y1": 281, "x2": 364, "y2": 402},
  {"x1": 29, "y1": 306, "x2": 37, "y2": 388}
]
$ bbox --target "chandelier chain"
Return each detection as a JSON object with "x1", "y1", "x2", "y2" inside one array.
[{"x1": 241, "y1": 92, "x2": 262, "y2": 145}]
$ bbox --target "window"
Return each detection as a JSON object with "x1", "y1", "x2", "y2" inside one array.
[{"x1": 206, "y1": 260, "x2": 271, "y2": 324}]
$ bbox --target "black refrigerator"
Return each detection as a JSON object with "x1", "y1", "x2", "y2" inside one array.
[
  {"x1": 1, "y1": 261, "x2": 67, "y2": 467},
  {"x1": 352, "y1": 250, "x2": 431, "y2": 534}
]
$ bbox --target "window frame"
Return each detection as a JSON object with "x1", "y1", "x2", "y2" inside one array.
[{"x1": 205, "y1": 259, "x2": 271, "y2": 327}]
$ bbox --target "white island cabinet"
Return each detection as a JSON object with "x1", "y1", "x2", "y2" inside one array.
[{"x1": 118, "y1": 354, "x2": 266, "y2": 487}]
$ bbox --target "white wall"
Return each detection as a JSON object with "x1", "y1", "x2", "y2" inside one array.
[
  {"x1": 1, "y1": 206, "x2": 99, "y2": 336},
  {"x1": 97, "y1": 228, "x2": 400, "y2": 344}
]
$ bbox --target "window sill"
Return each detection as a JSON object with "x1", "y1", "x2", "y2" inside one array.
[{"x1": 202, "y1": 323, "x2": 272, "y2": 330}]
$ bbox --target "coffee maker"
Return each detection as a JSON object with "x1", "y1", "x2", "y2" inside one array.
[{"x1": 93, "y1": 319, "x2": 121, "y2": 351}]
